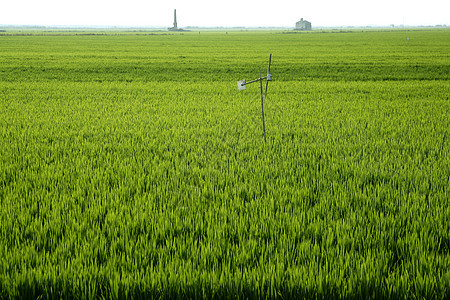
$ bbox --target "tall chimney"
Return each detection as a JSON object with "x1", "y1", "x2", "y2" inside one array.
[{"x1": 173, "y1": 9, "x2": 178, "y2": 29}]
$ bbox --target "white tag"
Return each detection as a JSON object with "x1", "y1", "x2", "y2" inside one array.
[{"x1": 237, "y1": 80, "x2": 246, "y2": 91}]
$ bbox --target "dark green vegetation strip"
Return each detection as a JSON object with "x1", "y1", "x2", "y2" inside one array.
[{"x1": 0, "y1": 30, "x2": 449, "y2": 299}]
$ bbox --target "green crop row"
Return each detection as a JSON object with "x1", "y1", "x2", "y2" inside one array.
[{"x1": 0, "y1": 30, "x2": 449, "y2": 83}]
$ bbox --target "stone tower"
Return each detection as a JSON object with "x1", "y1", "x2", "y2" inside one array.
[{"x1": 173, "y1": 9, "x2": 177, "y2": 30}]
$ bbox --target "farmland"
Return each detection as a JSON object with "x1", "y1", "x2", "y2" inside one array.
[{"x1": 0, "y1": 29, "x2": 449, "y2": 299}]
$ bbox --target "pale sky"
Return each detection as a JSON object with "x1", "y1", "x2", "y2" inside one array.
[{"x1": 1, "y1": 0, "x2": 449, "y2": 27}]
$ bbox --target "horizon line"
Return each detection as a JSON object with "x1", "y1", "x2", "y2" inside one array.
[{"x1": 1, "y1": 24, "x2": 448, "y2": 29}]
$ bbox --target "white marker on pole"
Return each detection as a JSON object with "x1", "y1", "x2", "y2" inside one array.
[{"x1": 237, "y1": 54, "x2": 272, "y2": 143}]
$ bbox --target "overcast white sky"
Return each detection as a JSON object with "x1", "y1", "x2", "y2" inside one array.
[{"x1": 1, "y1": 0, "x2": 449, "y2": 27}]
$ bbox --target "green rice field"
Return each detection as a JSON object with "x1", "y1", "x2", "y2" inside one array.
[{"x1": 0, "y1": 28, "x2": 449, "y2": 299}]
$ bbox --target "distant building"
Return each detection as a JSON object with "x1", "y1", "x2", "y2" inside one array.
[
  {"x1": 168, "y1": 9, "x2": 181, "y2": 31},
  {"x1": 295, "y1": 18, "x2": 312, "y2": 31},
  {"x1": 168, "y1": 9, "x2": 189, "y2": 32}
]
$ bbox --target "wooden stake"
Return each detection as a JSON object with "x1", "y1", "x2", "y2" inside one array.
[{"x1": 260, "y1": 68, "x2": 267, "y2": 143}]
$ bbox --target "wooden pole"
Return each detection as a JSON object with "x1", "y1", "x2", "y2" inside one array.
[
  {"x1": 244, "y1": 76, "x2": 269, "y2": 85},
  {"x1": 264, "y1": 54, "x2": 272, "y2": 101},
  {"x1": 260, "y1": 68, "x2": 267, "y2": 143}
]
